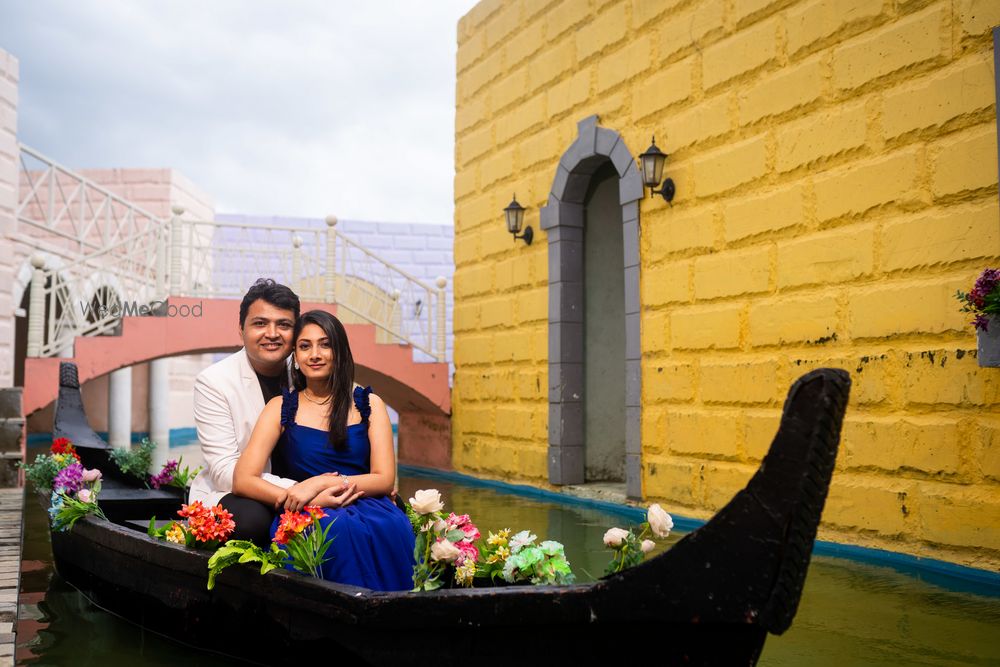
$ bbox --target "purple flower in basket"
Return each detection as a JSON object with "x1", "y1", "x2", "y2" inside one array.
[
  {"x1": 53, "y1": 462, "x2": 84, "y2": 494},
  {"x1": 150, "y1": 460, "x2": 179, "y2": 489},
  {"x1": 957, "y1": 268, "x2": 1000, "y2": 332}
]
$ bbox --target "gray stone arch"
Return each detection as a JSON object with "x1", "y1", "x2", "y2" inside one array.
[{"x1": 540, "y1": 115, "x2": 644, "y2": 499}]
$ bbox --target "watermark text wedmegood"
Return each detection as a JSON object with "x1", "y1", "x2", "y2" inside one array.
[{"x1": 79, "y1": 300, "x2": 204, "y2": 319}]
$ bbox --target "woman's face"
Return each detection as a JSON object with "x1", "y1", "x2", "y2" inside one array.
[{"x1": 295, "y1": 323, "x2": 334, "y2": 381}]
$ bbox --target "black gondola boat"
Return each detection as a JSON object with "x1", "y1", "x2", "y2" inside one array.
[{"x1": 44, "y1": 362, "x2": 850, "y2": 666}]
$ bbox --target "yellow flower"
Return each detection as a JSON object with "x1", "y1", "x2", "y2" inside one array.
[
  {"x1": 497, "y1": 546, "x2": 510, "y2": 560},
  {"x1": 454, "y1": 560, "x2": 476, "y2": 587},
  {"x1": 486, "y1": 553, "x2": 500, "y2": 564},
  {"x1": 165, "y1": 522, "x2": 186, "y2": 544},
  {"x1": 487, "y1": 528, "x2": 512, "y2": 546}
]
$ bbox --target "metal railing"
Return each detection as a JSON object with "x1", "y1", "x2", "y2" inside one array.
[
  {"x1": 168, "y1": 212, "x2": 448, "y2": 360},
  {"x1": 18, "y1": 144, "x2": 448, "y2": 362}
]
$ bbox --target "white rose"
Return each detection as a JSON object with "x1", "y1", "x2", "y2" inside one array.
[
  {"x1": 647, "y1": 503, "x2": 673, "y2": 538},
  {"x1": 430, "y1": 539, "x2": 461, "y2": 563},
  {"x1": 603, "y1": 527, "x2": 630, "y2": 547},
  {"x1": 409, "y1": 489, "x2": 444, "y2": 515},
  {"x1": 641, "y1": 539, "x2": 656, "y2": 554},
  {"x1": 433, "y1": 518, "x2": 448, "y2": 533}
]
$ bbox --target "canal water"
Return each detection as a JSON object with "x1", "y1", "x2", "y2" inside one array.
[{"x1": 16, "y1": 470, "x2": 1000, "y2": 665}]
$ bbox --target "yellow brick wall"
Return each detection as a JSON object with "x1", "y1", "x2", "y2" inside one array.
[{"x1": 453, "y1": 0, "x2": 1000, "y2": 570}]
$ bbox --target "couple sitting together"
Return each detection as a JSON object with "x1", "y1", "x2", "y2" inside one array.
[{"x1": 188, "y1": 278, "x2": 415, "y2": 591}]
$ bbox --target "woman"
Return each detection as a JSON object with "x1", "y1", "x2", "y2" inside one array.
[{"x1": 233, "y1": 309, "x2": 415, "y2": 591}]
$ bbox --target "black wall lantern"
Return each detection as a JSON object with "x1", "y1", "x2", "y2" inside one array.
[
  {"x1": 638, "y1": 136, "x2": 675, "y2": 203},
  {"x1": 504, "y1": 194, "x2": 533, "y2": 245}
]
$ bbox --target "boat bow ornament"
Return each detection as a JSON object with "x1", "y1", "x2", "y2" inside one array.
[{"x1": 17, "y1": 144, "x2": 448, "y2": 362}]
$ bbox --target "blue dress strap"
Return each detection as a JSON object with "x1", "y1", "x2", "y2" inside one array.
[
  {"x1": 280, "y1": 388, "x2": 298, "y2": 428},
  {"x1": 353, "y1": 385, "x2": 373, "y2": 424}
]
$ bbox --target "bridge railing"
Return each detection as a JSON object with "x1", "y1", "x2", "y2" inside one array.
[
  {"x1": 167, "y1": 211, "x2": 448, "y2": 361},
  {"x1": 16, "y1": 145, "x2": 166, "y2": 257},
  {"x1": 18, "y1": 144, "x2": 448, "y2": 363},
  {"x1": 18, "y1": 145, "x2": 169, "y2": 357}
]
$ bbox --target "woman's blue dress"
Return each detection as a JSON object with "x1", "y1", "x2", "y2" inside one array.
[{"x1": 270, "y1": 386, "x2": 415, "y2": 591}]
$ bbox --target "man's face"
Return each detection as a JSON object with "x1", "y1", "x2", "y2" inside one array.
[{"x1": 240, "y1": 299, "x2": 295, "y2": 374}]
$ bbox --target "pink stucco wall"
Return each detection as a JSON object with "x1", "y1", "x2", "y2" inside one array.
[{"x1": 0, "y1": 48, "x2": 19, "y2": 389}]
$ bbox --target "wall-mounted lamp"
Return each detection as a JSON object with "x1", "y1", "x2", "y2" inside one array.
[
  {"x1": 504, "y1": 194, "x2": 533, "y2": 245},
  {"x1": 638, "y1": 136, "x2": 675, "y2": 204}
]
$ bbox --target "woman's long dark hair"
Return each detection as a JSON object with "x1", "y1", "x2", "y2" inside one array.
[{"x1": 290, "y1": 310, "x2": 355, "y2": 451}]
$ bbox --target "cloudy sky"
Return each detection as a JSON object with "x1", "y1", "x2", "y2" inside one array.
[{"x1": 0, "y1": 1, "x2": 479, "y2": 224}]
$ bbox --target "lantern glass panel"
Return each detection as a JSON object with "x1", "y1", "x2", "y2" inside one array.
[
  {"x1": 505, "y1": 207, "x2": 523, "y2": 234},
  {"x1": 643, "y1": 153, "x2": 665, "y2": 186}
]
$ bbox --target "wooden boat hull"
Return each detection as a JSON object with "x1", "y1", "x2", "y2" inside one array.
[
  {"x1": 52, "y1": 517, "x2": 766, "y2": 666},
  {"x1": 46, "y1": 364, "x2": 851, "y2": 666}
]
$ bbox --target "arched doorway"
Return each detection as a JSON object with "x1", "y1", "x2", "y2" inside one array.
[{"x1": 541, "y1": 115, "x2": 644, "y2": 498}]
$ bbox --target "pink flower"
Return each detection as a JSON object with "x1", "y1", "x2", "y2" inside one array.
[
  {"x1": 445, "y1": 512, "x2": 480, "y2": 541},
  {"x1": 81, "y1": 468, "x2": 102, "y2": 483},
  {"x1": 456, "y1": 540, "x2": 479, "y2": 565},
  {"x1": 77, "y1": 489, "x2": 93, "y2": 503}
]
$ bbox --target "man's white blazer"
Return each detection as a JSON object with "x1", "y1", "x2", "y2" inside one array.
[{"x1": 189, "y1": 348, "x2": 295, "y2": 506}]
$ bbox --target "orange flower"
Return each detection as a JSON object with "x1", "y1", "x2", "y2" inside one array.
[
  {"x1": 305, "y1": 505, "x2": 328, "y2": 521},
  {"x1": 273, "y1": 508, "x2": 319, "y2": 545},
  {"x1": 178, "y1": 501, "x2": 207, "y2": 519},
  {"x1": 178, "y1": 502, "x2": 234, "y2": 543}
]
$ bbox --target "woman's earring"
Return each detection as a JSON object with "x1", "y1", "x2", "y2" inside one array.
[{"x1": 293, "y1": 360, "x2": 299, "y2": 370}]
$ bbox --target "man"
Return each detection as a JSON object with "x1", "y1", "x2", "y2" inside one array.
[{"x1": 189, "y1": 278, "x2": 349, "y2": 544}]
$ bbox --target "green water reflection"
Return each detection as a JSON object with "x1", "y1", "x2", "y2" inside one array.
[{"x1": 16, "y1": 473, "x2": 1000, "y2": 665}]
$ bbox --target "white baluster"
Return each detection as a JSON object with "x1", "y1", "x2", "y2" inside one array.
[
  {"x1": 26, "y1": 255, "x2": 46, "y2": 357},
  {"x1": 170, "y1": 206, "x2": 184, "y2": 296},
  {"x1": 291, "y1": 235, "x2": 303, "y2": 288},
  {"x1": 435, "y1": 276, "x2": 447, "y2": 362},
  {"x1": 155, "y1": 223, "x2": 167, "y2": 298},
  {"x1": 325, "y1": 215, "x2": 337, "y2": 303}
]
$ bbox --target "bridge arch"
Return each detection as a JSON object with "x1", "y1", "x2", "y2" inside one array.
[{"x1": 23, "y1": 297, "x2": 451, "y2": 468}]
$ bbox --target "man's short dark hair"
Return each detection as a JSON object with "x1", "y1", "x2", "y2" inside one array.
[{"x1": 239, "y1": 278, "x2": 300, "y2": 328}]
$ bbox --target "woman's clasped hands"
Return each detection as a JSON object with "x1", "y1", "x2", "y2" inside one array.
[{"x1": 278, "y1": 471, "x2": 364, "y2": 512}]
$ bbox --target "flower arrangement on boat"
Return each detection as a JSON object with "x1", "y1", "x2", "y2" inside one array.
[
  {"x1": 150, "y1": 457, "x2": 203, "y2": 491},
  {"x1": 603, "y1": 503, "x2": 674, "y2": 575},
  {"x1": 478, "y1": 529, "x2": 575, "y2": 585},
  {"x1": 49, "y1": 463, "x2": 105, "y2": 531},
  {"x1": 20, "y1": 437, "x2": 83, "y2": 492},
  {"x1": 204, "y1": 505, "x2": 337, "y2": 589},
  {"x1": 148, "y1": 500, "x2": 235, "y2": 549},
  {"x1": 21, "y1": 437, "x2": 107, "y2": 531},
  {"x1": 406, "y1": 488, "x2": 574, "y2": 590}
]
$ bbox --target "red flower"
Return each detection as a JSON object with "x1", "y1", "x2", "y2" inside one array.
[{"x1": 51, "y1": 437, "x2": 81, "y2": 461}]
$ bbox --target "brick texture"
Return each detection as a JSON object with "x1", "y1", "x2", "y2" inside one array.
[{"x1": 454, "y1": 0, "x2": 1000, "y2": 571}]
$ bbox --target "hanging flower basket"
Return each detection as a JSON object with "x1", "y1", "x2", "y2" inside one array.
[
  {"x1": 956, "y1": 269, "x2": 1000, "y2": 368},
  {"x1": 977, "y1": 315, "x2": 1000, "y2": 367}
]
